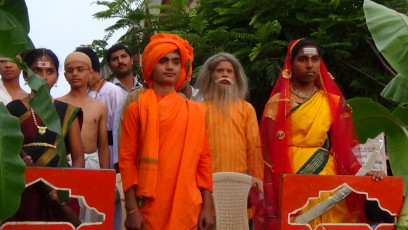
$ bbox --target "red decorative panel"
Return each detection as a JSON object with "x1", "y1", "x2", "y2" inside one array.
[
  {"x1": 280, "y1": 175, "x2": 403, "y2": 230},
  {"x1": 1, "y1": 168, "x2": 116, "y2": 230}
]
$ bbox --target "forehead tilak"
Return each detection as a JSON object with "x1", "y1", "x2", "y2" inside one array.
[{"x1": 303, "y1": 47, "x2": 318, "y2": 55}]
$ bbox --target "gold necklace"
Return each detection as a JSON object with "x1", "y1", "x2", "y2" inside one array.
[{"x1": 30, "y1": 108, "x2": 47, "y2": 135}]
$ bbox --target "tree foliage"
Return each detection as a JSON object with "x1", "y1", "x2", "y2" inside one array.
[{"x1": 91, "y1": 0, "x2": 408, "y2": 116}]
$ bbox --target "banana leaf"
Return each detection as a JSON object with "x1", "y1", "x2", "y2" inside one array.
[
  {"x1": 349, "y1": 97, "x2": 408, "y2": 229},
  {"x1": 0, "y1": 103, "x2": 25, "y2": 220},
  {"x1": 0, "y1": 57, "x2": 68, "y2": 219},
  {"x1": 0, "y1": 0, "x2": 33, "y2": 56},
  {"x1": 348, "y1": 98, "x2": 408, "y2": 192},
  {"x1": 381, "y1": 74, "x2": 408, "y2": 104},
  {"x1": 364, "y1": 0, "x2": 408, "y2": 103},
  {"x1": 0, "y1": 0, "x2": 69, "y2": 220}
]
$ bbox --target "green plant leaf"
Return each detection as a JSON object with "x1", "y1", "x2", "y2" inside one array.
[
  {"x1": 381, "y1": 74, "x2": 408, "y2": 104},
  {"x1": 364, "y1": 0, "x2": 408, "y2": 103},
  {"x1": 0, "y1": 0, "x2": 33, "y2": 56},
  {"x1": 0, "y1": 103, "x2": 25, "y2": 220},
  {"x1": 364, "y1": 0, "x2": 408, "y2": 76},
  {"x1": 348, "y1": 97, "x2": 408, "y2": 193}
]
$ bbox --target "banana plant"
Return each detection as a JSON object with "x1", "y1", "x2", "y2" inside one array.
[
  {"x1": 0, "y1": 0, "x2": 67, "y2": 220},
  {"x1": 360, "y1": 0, "x2": 408, "y2": 228},
  {"x1": 364, "y1": 0, "x2": 408, "y2": 104}
]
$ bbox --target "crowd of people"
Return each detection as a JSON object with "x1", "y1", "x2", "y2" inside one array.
[{"x1": 0, "y1": 34, "x2": 387, "y2": 230}]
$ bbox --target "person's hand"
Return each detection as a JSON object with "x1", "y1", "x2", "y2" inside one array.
[
  {"x1": 47, "y1": 189, "x2": 60, "y2": 205},
  {"x1": 125, "y1": 208, "x2": 146, "y2": 230},
  {"x1": 23, "y1": 155, "x2": 34, "y2": 166},
  {"x1": 198, "y1": 206, "x2": 215, "y2": 230},
  {"x1": 366, "y1": 170, "x2": 385, "y2": 181}
]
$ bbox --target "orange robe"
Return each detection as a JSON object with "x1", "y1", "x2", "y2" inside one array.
[
  {"x1": 201, "y1": 99, "x2": 264, "y2": 180},
  {"x1": 120, "y1": 90, "x2": 212, "y2": 230}
]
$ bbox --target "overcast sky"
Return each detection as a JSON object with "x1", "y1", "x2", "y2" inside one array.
[{"x1": 23, "y1": 0, "x2": 126, "y2": 97}]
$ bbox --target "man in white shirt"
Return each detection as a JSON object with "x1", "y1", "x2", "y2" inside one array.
[{"x1": 106, "y1": 44, "x2": 141, "y2": 95}]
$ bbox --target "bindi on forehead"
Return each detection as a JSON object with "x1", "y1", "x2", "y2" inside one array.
[
  {"x1": 303, "y1": 47, "x2": 318, "y2": 55},
  {"x1": 38, "y1": 60, "x2": 50, "y2": 68}
]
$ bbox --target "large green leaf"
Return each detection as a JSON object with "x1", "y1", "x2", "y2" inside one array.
[
  {"x1": 0, "y1": 0, "x2": 33, "y2": 56},
  {"x1": 381, "y1": 74, "x2": 408, "y2": 105},
  {"x1": 364, "y1": 0, "x2": 408, "y2": 103},
  {"x1": 0, "y1": 103, "x2": 25, "y2": 219},
  {"x1": 348, "y1": 97, "x2": 408, "y2": 193},
  {"x1": 0, "y1": 56, "x2": 68, "y2": 219},
  {"x1": 364, "y1": 0, "x2": 408, "y2": 76}
]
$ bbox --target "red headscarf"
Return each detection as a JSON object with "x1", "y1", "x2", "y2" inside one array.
[
  {"x1": 142, "y1": 33, "x2": 194, "y2": 91},
  {"x1": 259, "y1": 39, "x2": 362, "y2": 229}
]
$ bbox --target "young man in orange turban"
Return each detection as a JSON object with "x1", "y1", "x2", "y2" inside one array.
[{"x1": 119, "y1": 33, "x2": 214, "y2": 230}]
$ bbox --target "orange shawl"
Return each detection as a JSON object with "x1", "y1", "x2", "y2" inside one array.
[{"x1": 120, "y1": 89, "x2": 213, "y2": 198}]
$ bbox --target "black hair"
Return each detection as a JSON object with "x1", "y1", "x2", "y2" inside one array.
[
  {"x1": 290, "y1": 39, "x2": 323, "y2": 64},
  {"x1": 75, "y1": 47, "x2": 100, "y2": 72},
  {"x1": 106, "y1": 44, "x2": 132, "y2": 65},
  {"x1": 23, "y1": 48, "x2": 59, "y2": 74}
]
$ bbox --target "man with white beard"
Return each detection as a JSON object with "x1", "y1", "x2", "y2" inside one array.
[
  {"x1": 194, "y1": 53, "x2": 264, "y2": 228},
  {"x1": 194, "y1": 53, "x2": 263, "y2": 180}
]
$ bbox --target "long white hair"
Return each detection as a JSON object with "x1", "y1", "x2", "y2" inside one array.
[{"x1": 194, "y1": 53, "x2": 249, "y2": 113}]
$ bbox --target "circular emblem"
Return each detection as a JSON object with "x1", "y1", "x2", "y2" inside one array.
[
  {"x1": 282, "y1": 69, "x2": 291, "y2": 79},
  {"x1": 276, "y1": 130, "x2": 285, "y2": 139}
]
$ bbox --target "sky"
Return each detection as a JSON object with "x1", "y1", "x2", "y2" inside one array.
[{"x1": 23, "y1": 0, "x2": 126, "y2": 97}]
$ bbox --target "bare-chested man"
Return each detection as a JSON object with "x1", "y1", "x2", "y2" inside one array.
[
  {"x1": 0, "y1": 54, "x2": 28, "y2": 104},
  {"x1": 57, "y1": 52, "x2": 109, "y2": 169}
]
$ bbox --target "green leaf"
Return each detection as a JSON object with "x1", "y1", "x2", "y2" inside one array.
[
  {"x1": 0, "y1": 0, "x2": 33, "y2": 56},
  {"x1": 249, "y1": 43, "x2": 262, "y2": 62},
  {"x1": 364, "y1": 0, "x2": 408, "y2": 103},
  {"x1": 364, "y1": 0, "x2": 408, "y2": 76},
  {"x1": 348, "y1": 97, "x2": 408, "y2": 193},
  {"x1": 0, "y1": 103, "x2": 25, "y2": 219},
  {"x1": 381, "y1": 74, "x2": 408, "y2": 104}
]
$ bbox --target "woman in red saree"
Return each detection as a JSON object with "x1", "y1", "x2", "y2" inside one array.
[{"x1": 259, "y1": 39, "x2": 384, "y2": 229}]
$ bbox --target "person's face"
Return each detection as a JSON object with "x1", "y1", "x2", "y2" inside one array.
[
  {"x1": 291, "y1": 45, "x2": 321, "y2": 84},
  {"x1": 28, "y1": 57, "x2": 58, "y2": 90},
  {"x1": 151, "y1": 51, "x2": 181, "y2": 87},
  {"x1": 64, "y1": 61, "x2": 92, "y2": 88},
  {"x1": 108, "y1": 49, "x2": 133, "y2": 77},
  {"x1": 213, "y1": 60, "x2": 235, "y2": 85},
  {"x1": 0, "y1": 54, "x2": 22, "y2": 81}
]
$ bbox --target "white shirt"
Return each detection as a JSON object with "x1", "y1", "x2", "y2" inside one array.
[
  {"x1": 0, "y1": 79, "x2": 12, "y2": 105},
  {"x1": 88, "y1": 81, "x2": 126, "y2": 168},
  {"x1": 111, "y1": 76, "x2": 141, "y2": 96}
]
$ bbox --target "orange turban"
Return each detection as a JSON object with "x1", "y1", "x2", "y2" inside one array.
[{"x1": 142, "y1": 33, "x2": 194, "y2": 91}]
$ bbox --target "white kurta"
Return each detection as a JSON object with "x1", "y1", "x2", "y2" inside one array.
[{"x1": 88, "y1": 81, "x2": 126, "y2": 168}]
